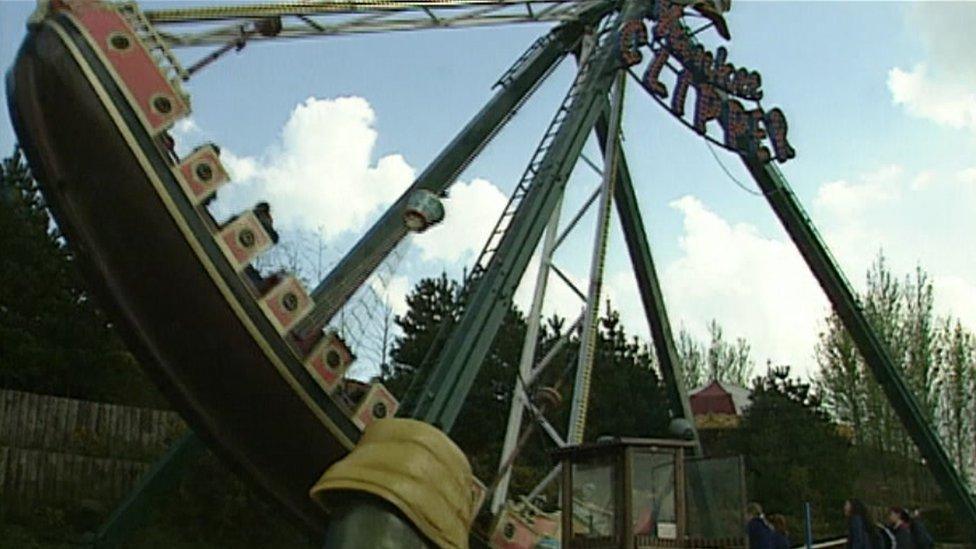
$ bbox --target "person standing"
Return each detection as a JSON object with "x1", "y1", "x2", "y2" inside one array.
[
  {"x1": 909, "y1": 507, "x2": 935, "y2": 549},
  {"x1": 888, "y1": 507, "x2": 916, "y2": 549},
  {"x1": 844, "y1": 499, "x2": 875, "y2": 549},
  {"x1": 746, "y1": 502, "x2": 772, "y2": 549},
  {"x1": 768, "y1": 514, "x2": 790, "y2": 549}
]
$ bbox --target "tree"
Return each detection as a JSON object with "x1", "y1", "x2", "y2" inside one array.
[
  {"x1": 0, "y1": 148, "x2": 162, "y2": 407},
  {"x1": 904, "y1": 267, "x2": 939, "y2": 426},
  {"x1": 677, "y1": 328, "x2": 706, "y2": 390},
  {"x1": 816, "y1": 312, "x2": 867, "y2": 445},
  {"x1": 817, "y1": 253, "x2": 912, "y2": 455},
  {"x1": 816, "y1": 252, "x2": 976, "y2": 502},
  {"x1": 935, "y1": 319, "x2": 975, "y2": 479},
  {"x1": 738, "y1": 366, "x2": 852, "y2": 534},
  {"x1": 382, "y1": 277, "x2": 672, "y2": 495},
  {"x1": 677, "y1": 319, "x2": 754, "y2": 388},
  {"x1": 384, "y1": 273, "x2": 463, "y2": 399}
]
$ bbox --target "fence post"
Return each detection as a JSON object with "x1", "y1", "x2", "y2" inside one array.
[{"x1": 804, "y1": 502, "x2": 813, "y2": 548}]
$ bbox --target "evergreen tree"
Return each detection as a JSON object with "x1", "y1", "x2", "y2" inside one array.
[
  {"x1": 0, "y1": 148, "x2": 162, "y2": 407},
  {"x1": 384, "y1": 273, "x2": 462, "y2": 398},
  {"x1": 382, "y1": 277, "x2": 672, "y2": 494},
  {"x1": 739, "y1": 366, "x2": 852, "y2": 534}
]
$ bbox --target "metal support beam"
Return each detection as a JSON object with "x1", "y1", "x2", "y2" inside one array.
[
  {"x1": 148, "y1": 1, "x2": 611, "y2": 46},
  {"x1": 567, "y1": 70, "x2": 626, "y2": 445},
  {"x1": 89, "y1": 431, "x2": 206, "y2": 548},
  {"x1": 526, "y1": 314, "x2": 582, "y2": 386},
  {"x1": 411, "y1": 0, "x2": 645, "y2": 431},
  {"x1": 491, "y1": 196, "x2": 563, "y2": 514},
  {"x1": 742, "y1": 157, "x2": 976, "y2": 539},
  {"x1": 595, "y1": 110, "x2": 700, "y2": 453},
  {"x1": 292, "y1": 8, "x2": 609, "y2": 338}
]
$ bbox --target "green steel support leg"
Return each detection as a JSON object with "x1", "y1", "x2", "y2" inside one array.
[
  {"x1": 598, "y1": 115, "x2": 723, "y2": 535},
  {"x1": 412, "y1": 0, "x2": 647, "y2": 431},
  {"x1": 294, "y1": 1, "x2": 614, "y2": 338},
  {"x1": 742, "y1": 158, "x2": 976, "y2": 539},
  {"x1": 90, "y1": 431, "x2": 206, "y2": 547},
  {"x1": 594, "y1": 111, "x2": 700, "y2": 453}
]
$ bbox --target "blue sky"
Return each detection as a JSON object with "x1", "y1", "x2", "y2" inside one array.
[{"x1": 2, "y1": 1, "x2": 974, "y2": 378}]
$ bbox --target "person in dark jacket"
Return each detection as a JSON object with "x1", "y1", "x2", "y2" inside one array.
[
  {"x1": 909, "y1": 508, "x2": 935, "y2": 549},
  {"x1": 888, "y1": 507, "x2": 916, "y2": 549},
  {"x1": 844, "y1": 498, "x2": 874, "y2": 549},
  {"x1": 768, "y1": 514, "x2": 790, "y2": 549},
  {"x1": 745, "y1": 502, "x2": 773, "y2": 549}
]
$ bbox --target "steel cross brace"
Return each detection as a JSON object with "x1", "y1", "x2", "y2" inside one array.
[
  {"x1": 293, "y1": 1, "x2": 614, "y2": 338},
  {"x1": 412, "y1": 0, "x2": 647, "y2": 431},
  {"x1": 514, "y1": 105, "x2": 709, "y2": 508},
  {"x1": 742, "y1": 158, "x2": 976, "y2": 538},
  {"x1": 87, "y1": 431, "x2": 206, "y2": 548}
]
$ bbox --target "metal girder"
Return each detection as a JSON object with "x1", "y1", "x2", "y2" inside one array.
[
  {"x1": 90, "y1": 432, "x2": 206, "y2": 547},
  {"x1": 491, "y1": 197, "x2": 562, "y2": 514},
  {"x1": 291, "y1": 5, "x2": 611, "y2": 337},
  {"x1": 411, "y1": 0, "x2": 647, "y2": 431},
  {"x1": 148, "y1": 1, "x2": 608, "y2": 47},
  {"x1": 594, "y1": 110, "x2": 700, "y2": 452},
  {"x1": 742, "y1": 157, "x2": 976, "y2": 539},
  {"x1": 566, "y1": 70, "x2": 625, "y2": 445}
]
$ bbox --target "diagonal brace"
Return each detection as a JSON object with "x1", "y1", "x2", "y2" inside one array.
[
  {"x1": 594, "y1": 108, "x2": 700, "y2": 453},
  {"x1": 411, "y1": 0, "x2": 647, "y2": 431},
  {"x1": 742, "y1": 157, "x2": 976, "y2": 539},
  {"x1": 293, "y1": 2, "x2": 613, "y2": 338}
]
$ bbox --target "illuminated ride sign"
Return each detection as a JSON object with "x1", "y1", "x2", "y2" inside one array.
[{"x1": 620, "y1": 0, "x2": 795, "y2": 164}]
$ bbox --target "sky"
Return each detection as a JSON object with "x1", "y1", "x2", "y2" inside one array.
[{"x1": 2, "y1": 1, "x2": 975, "y2": 380}]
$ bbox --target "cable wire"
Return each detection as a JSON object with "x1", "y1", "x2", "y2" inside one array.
[{"x1": 705, "y1": 140, "x2": 764, "y2": 197}]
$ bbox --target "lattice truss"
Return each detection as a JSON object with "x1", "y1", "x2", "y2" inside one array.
[{"x1": 140, "y1": 1, "x2": 608, "y2": 47}]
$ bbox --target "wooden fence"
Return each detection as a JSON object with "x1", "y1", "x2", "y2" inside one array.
[{"x1": 0, "y1": 390, "x2": 185, "y2": 510}]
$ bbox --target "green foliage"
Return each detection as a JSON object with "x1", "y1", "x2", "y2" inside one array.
[
  {"x1": 385, "y1": 273, "x2": 464, "y2": 402},
  {"x1": 383, "y1": 276, "x2": 672, "y2": 496},
  {"x1": 0, "y1": 448, "x2": 314, "y2": 549},
  {"x1": 817, "y1": 252, "x2": 976, "y2": 489},
  {"x1": 0, "y1": 148, "x2": 163, "y2": 408},
  {"x1": 737, "y1": 367, "x2": 852, "y2": 536},
  {"x1": 129, "y1": 451, "x2": 312, "y2": 548},
  {"x1": 677, "y1": 319, "x2": 754, "y2": 389},
  {"x1": 4, "y1": 142, "x2": 972, "y2": 543},
  {"x1": 0, "y1": 149, "x2": 311, "y2": 547}
]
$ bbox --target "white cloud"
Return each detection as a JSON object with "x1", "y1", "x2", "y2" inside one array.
[
  {"x1": 911, "y1": 170, "x2": 935, "y2": 191},
  {"x1": 210, "y1": 96, "x2": 414, "y2": 240},
  {"x1": 888, "y1": 4, "x2": 976, "y2": 132},
  {"x1": 956, "y1": 167, "x2": 976, "y2": 186},
  {"x1": 372, "y1": 274, "x2": 410, "y2": 318},
  {"x1": 173, "y1": 117, "x2": 200, "y2": 138},
  {"x1": 813, "y1": 164, "x2": 976, "y2": 281},
  {"x1": 412, "y1": 178, "x2": 508, "y2": 263},
  {"x1": 815, "y1": 164, "x2": 902, "y2": 218},
  {"x1": 662, "y1": 196, "x2": 827, "y2": 375},
  {"x1": 888, "y1": 64, "x2": 976, "y2": 132},
  {"x1": 934, "y1": 275, "x2": 976, "y2": 331}
]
